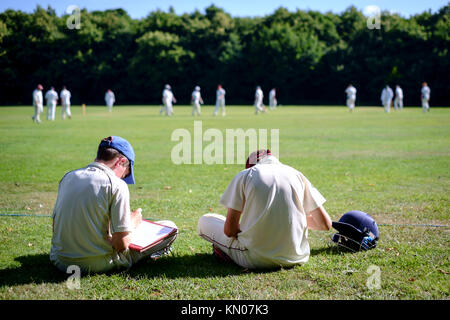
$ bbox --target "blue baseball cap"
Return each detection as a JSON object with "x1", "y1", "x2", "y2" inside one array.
[{"x1": 99, "y1": 136, "x2": 135, "y2": 184}]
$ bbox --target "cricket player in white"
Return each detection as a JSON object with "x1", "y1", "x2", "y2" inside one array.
[
  {"x1": 381, "y1": 85, "x2": 394, "y2": 113},
  {"x1": 191, "y1": 86, "x2": 203, "y2": 116},
  {"x1": 60, "y1": 86, "x2": 72, "y2": 119},
  {"x1": 197, "y1": 150, "x2": 332, "y2": 269},
  {"x1": 161, "y1": 84, "x2": 176, "y2": 116},
  {"x1": 421, "y1": 82, "x2": 431, "y2": 112},
  {"x1": 50, "y1": 136, "x2": 178, "y2": 273},
  {"x1": 345, "y1": 84, "x2": 357, "y2": 112},
  {"x1": 105, "y1": 89, "x2": 115, "y2": 112},
  {"x1": 269, "y1": 88, "x2": 277, "y2": 110},
  {"x1": 394, "y1": 85, "x2": 404, "y2": 110},
  {"x1": 32, "y1": 84, "x2": 44, "y2": 124},
  {"x1": 45, "y1": 87, "x2": 59, "y2": 121},
  {"x1": 254, "y1": 86, "x2": 265, "y2": 114},
  {"x1": 213, "y1": 84, "x2": 226, "y2": 116}
]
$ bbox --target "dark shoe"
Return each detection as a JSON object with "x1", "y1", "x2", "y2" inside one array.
[
  {"x1": 150, "y1": 246, "x2": 173, "y2": 260},
  {"x1": 212, "y1": 244, "x2": 234, "y2": 263}
]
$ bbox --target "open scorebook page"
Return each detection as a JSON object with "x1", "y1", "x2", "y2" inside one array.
[{"x1": 129, "y1": 220, "x2": 176, "y2": 252}]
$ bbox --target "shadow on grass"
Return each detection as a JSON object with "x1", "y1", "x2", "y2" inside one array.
[
  {"x1": 0, "y1": 246, "x2": 348, "y2": 287},
  {"x1": 127, "y1": 252, "x2": 253, "y2": 279},
  {"x1": 310, "y1": 245, "x2": 350, "y2": 256},
  {"x1": 0, "y1": 253, "x2": 67, "y2": 287},
  {"x1": 127, "y1": 245, "x2": 349, "y2": 279},
  {"x1": 0, "y1": 252, "x2": 252, "y2": 287}
]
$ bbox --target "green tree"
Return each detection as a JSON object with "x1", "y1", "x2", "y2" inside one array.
[{"x1": 0, "y1": 4, "x2": 448, "y2": 106}]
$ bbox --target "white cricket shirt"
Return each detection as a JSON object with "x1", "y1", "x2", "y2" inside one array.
[
  {"x1": 192, "y1": 90, "x2": 201, "y2": 103},
  {"x1": 255, "y1": 88, "x2": 263, "y2": 102},
  {"x1": 50, "y1": 162, "x2": 133, "y2": 271},
  {"x1": 216, "y1": 88, "x2": 226, "y2": 101},
  {"x1": 163, "y1": 89, "x2": 173, "y2": 106},
  {"x1": 421, "y1": 86, "x2": 430, "y2": 99},
  {"x1": 32, "y1": 89, "x2": 43, "y2": 106},
  {"x1": 346, "y1": 86, "x2": 356, "y2": 100},
  {"x1": 381, "y1": 87, "x2": 393, "y2": 102},
  {"x1": 45, "y1": 90, "x2": 58, "y2": 104},
  {"x1": 220, "y1": 156, "x2": 326, "y2": 267},
  {"x1": 105, "y1": 91, "x2": 115, "y2": 104},
  {"x1": 269, "y1": 89, "x2": 276, "y2": 100},
  {"x1": 60, "y1": 89, "x2": 71, "y2": 105},
  {"x1": 395, "y1": 87, "x2": 403, "y2": 99}
]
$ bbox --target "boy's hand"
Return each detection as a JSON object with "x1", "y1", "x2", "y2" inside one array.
[{"x1": 131, "y1": 208, "x2": 143, "y2": 229}]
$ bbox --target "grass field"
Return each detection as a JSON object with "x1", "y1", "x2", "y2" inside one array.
[{"x1": 0, "y1": 105, "x2": 449, "y2": 300}]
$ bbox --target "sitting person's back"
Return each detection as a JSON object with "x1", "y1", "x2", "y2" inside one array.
[
  {"x1": 228, "y1": 158, "x2": 320, "y2": 267},
  {"x1": 198, "y1": 149, "x2": 332, "y2": 269},
  {"x1": 50, "y1": 136, "x2": 178, "y2": 273},
  {"x1": 50, "y1": 161, "x2": 133, "y2": 272}
]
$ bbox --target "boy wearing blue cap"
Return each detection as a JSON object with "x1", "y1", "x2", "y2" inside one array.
[{"x1": 50, "y1": 136, "x2": 177, "y2": 273}]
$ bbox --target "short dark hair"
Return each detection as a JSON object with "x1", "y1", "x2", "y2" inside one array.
[
  {"x1": 96, "y1": 147, "x2": 128, "y2": 164},
  {"x1": 245, "y1": 149, "x2": 272, "y2": 169}
]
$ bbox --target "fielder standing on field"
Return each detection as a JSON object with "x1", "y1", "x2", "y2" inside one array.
[
  {"x1": 254, "y1": 86, "x2": 265, "y2": 114},
  {"x1": 381, "y1": 85, "x2": 394, "y2": 113},
  {"x1": 60, "y1": 86, "x2": 72, "y2": 119},
  {"x1": 421, "y1": 82, "x2": 431, "y2": 112},
  {"x1": 45, "y1": 86, "x2": 58, "y2": 121},
  {"x1": 50, "y1": 136, "x2": 178, "y2": 273},
  {"x1": 105, "y1": 89, "x2": 116, "y2": 112},
  {"x1": 191, "y1": 86, "x2": 203, "y2": 116},
  {"x1": 161, "y1": 84, "x2": 176, "y2": 116},
  {"x1": 394, "y1": 85, "x2": 404, "y2": 110},
  {"x1": 197, "y1": 149, "x2": 333, "y2": 269},
  {"x1": 269, "y1": 88, "x2": 277, "y2": 110},
  {"x1": 345, "y1": 84, "x2": 357, "y2": 112},
  {"x1": 32, "y1": 84, "x2": 44, "y2": 124},
  {"x1": 213, "y1": 84, "x2": 226, "y2": 116}
]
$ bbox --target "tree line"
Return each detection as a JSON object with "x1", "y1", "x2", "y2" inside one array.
[{"x1": 0, "y1": 4, "x2": 448, "y2": 106}]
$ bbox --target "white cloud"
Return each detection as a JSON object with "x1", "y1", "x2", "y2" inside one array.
[{"x1": 363, "y1": 5, "x2": 381, "y2": 16}]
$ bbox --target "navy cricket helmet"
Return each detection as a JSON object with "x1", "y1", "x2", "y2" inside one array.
[{"x1": 331, "y1": 210, "x2": 379, "y2": 251}]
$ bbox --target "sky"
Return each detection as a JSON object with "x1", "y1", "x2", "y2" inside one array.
[{"x1": 0, "y1": 0, "x2": 447, "y2": 18}]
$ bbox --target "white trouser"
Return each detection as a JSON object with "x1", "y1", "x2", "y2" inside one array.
[
  {"x1": 213, "y1": 99, "x2": 225, "y2": 116},
  {"x1": 254, "y1": 100, "x2": 264, "y2": 114},
  {"x1": 383, "y1": 99, "x2": 392, "y2": 112},
  {"x1": 197, "y1": 213, "x2": 255, "y2": 269},
  {"x1": 47, "y1": 102, "x2": 56, "y2": 120},
  {"x1": 160, "y1": 104, "x2": 166, "y2": 115},
  {"x1": 51, "y1": 220, "x2": 178, "y2": 274},
  {"x1": 192, "y1": 102, "x2": 201, "y2": 116},
  {"x1": 347, "y1": 98, "x2": 355, "y2": 111},
  {"x1": 33, "y1": 104, "x2": 43, "y2": 123},
  {"x1": 162, "y1": 99, "x2": 174, "y2": 116},
  {"x1": 166, "y1": 103, "x2": 173, "y2": 116},
  {"x1": 394, "y1": 97, "x2": 403, "y2": 110},
  {"x1": 62, "y1": 103, "x2": 72, "y2": 119},
  {"x1": 422, "y1": 98, "x2": 429, "y2": 112},
  {"x1": 269, "y1": 98, "x2": 277, "y2": 110},
  {"x1": 106, "y1": 101, "x2": 114, "y2": 112}
]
